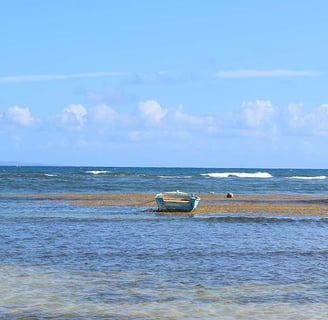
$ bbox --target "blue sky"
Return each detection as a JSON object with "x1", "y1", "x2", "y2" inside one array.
[{"x1": 1, "y1": 0, "x2": 328, "y2": 167}]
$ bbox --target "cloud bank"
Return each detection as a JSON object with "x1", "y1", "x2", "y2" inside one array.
[
  {"x1": 2, "y1": 99, "x2": 328, "y2": 140},
  {"x1": 2, "y1": 99, "x2": 328, "y2": 167}
]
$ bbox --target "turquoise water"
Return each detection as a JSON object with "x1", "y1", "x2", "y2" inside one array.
[{"x1": 1, "y1": 167, "x2": 328, "y2": 319}]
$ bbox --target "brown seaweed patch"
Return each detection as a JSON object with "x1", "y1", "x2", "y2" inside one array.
[{"x1": 2, "y1": 193, "x2": 328, "y2": 217}]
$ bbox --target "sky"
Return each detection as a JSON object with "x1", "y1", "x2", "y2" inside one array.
[{"x1": 1, "y1": 0, "x2": 328, "y2": 168}]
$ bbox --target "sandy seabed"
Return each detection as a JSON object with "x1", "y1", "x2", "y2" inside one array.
[{"x1": 19, "y1": 193, "x2": 328, "y2": 217}]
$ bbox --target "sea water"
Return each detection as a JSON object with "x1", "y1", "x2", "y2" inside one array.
[{"x1": 0, "y1": 166, "x2": 328, "y2": 319}]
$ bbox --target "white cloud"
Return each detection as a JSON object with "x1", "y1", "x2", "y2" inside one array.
[
  {"x1": 0, "y1": 72, "x2": 128, "y2": 84},
  {"x1": 6, "y1": 106, "x2": 38, "y2": 126},
  {"x1": 286, "y1": 103, "x2": 328, "y2": 135},
  {"x1": 313, "y1": 104, "x2": 328, "y2": 135},
  {"x1": 138, "y1": 100, "x2": 167, "y2": 124},
  {"x1": 215, "y1": 69, "x2": 319, "y2": 78},
  {"x1": 174, "y1": 105, "x2": 202, "y2": 125},
  {"x1": 242, "y1": 100, "x2": 276, "y2": 128},
  {"x1": 59, "y1": 104, "x2": 87, "y2": 130},
  {"x1": 132, "y1": 102, "x2": 220, "y2": 143},
  {"x1": 287, "y1": 103, "x2": 308, "y2": 129},
  {"x1": 173, "y1": 105, "x2": 217, "y2": 133},
  {"x1": 91, "y1": 104, "x2": 133, "y2": 129}
]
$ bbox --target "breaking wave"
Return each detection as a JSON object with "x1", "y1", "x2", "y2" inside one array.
[
  {"x1": 85, "y1": 170, "x2": 112, "y2": 175},
  {"x1": 289, "y1": 176, "x2": 327, "y2": 180},
  {"x1": 201, "y1": 172, "x2": 273, "y2": 179}
]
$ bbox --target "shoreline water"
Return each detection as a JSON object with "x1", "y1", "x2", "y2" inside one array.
[
  {"x1": 2, "y1": 167, "x2": 328, "y2": 319},
  {"x1": 2, "y1": 194, "x2": 328, "y2": 318},
  {"x1": 4, "y1": 193, "x2": 328, "y2": 217}
]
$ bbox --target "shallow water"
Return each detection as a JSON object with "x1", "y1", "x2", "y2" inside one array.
[
  {"x1": 1, "y1": 199, "x2": 328, "y2": 319},
  {"x1": 1, "y1": 166, "x2": 328, "y2": 319}
]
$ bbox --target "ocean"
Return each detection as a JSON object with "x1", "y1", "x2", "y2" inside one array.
[{"x1": 0, "y1": 166, "x2": 328, "y2": 319}]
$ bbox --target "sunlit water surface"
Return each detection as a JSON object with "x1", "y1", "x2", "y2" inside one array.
[
  {"x1": 1, "y1": 167, "x2": 328, "y2": 319},
  {"x1": 1, "y1": 200, "x2": 328, "y2": 319}
]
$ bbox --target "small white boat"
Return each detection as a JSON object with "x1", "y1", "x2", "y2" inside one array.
[{"x1": 155, "y1": 190, "x2": 200, "y2": 212}]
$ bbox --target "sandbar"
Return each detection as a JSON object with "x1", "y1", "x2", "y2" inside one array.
[{"x1": 7, "y1": 193, "x2": 328, "y2": 217}]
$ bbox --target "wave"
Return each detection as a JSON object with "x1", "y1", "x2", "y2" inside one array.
[
  {"x1": 85, "y1": 170, "x2": 112, "y2": 175},
  {"x1": 159, "y1": 175, "x2": 193, "y2": 179},
  {"x1": 201, "y1": 172, "x2": 273, "y2": 179},
  {"x1": 289, "y1": 176, "x2": 327, "y2": 180},
  {"x1": 34, "y1": 173, "x2": 58, "y2": 178}
]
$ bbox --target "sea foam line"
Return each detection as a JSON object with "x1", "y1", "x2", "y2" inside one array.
[
  {"x1": 289, "y1": 176, "x2": 327, "y2": 180},
  {"x1": 201, "y1": 172, "x2": 273, "y2": 178}
]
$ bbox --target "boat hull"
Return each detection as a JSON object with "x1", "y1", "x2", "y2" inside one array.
[{"x1": 155, "y1": 191, "x2": 200, "y2": 212}]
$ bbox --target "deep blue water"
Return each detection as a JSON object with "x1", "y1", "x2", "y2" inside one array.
[
  {"x1": 1, "y1": 166, "x2": 328, "y2": 195},
  {"x1": 0, "y1": 167, "x2": 328, "y2": 319}
]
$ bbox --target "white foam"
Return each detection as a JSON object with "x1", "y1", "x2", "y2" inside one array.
[
  {"x1": 289, "y1": 176, "x2": 327, "y2": 180},
  {"x1": 201, "y1": 172, "x2": 273, "y2": 178},
  {"x1": 85, "y1": 170, "x2": 111, "y2": 175}
]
